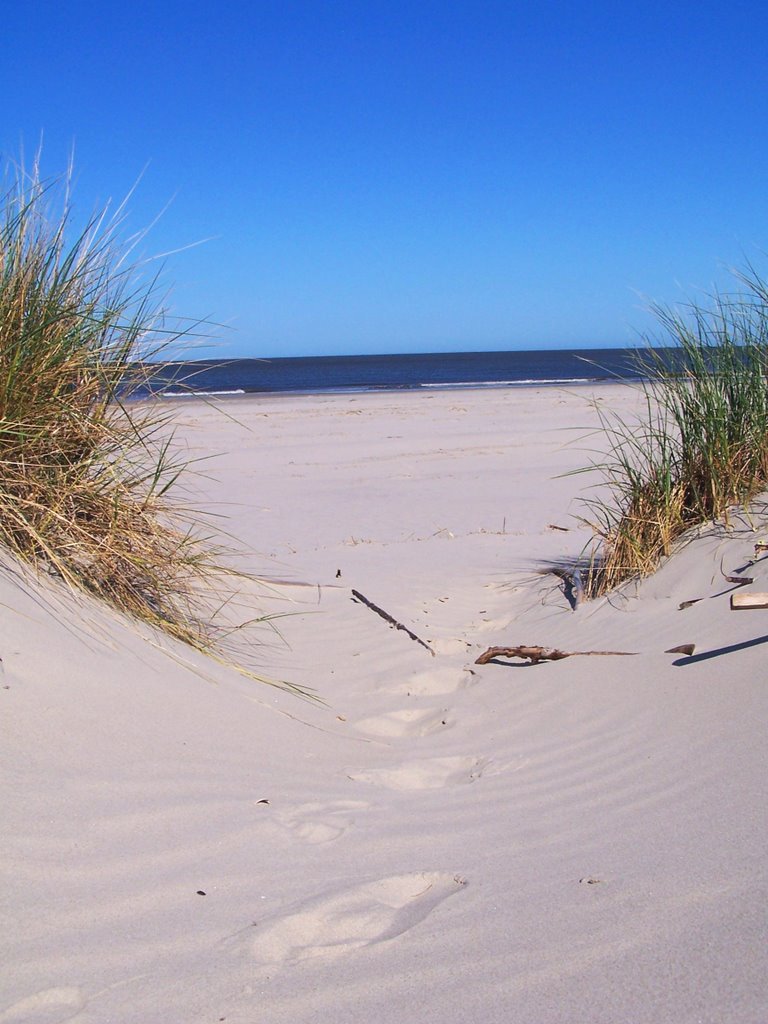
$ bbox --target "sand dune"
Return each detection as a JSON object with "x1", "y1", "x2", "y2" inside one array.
[{"x1": 2, "y1": 385, "x2": 767, "y2": 1023}]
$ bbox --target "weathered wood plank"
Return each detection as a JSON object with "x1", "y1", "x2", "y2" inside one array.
[{"x1": 731, "y1": 592, "x2": 768, "y2": 609}]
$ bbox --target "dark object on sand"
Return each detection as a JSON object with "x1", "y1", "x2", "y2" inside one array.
[
  {"x1": 475, "y1": 643, "x2": 696, "y2": 665},
  {"x1": 664, "y1": 643, "x2": 696, "y2": 656},
  {"x1": 351, "y1": 589, "x2": 435, "y2": 656},
  {"x1": 474, "y1": 645, "x2": 637, "y2": 665}
]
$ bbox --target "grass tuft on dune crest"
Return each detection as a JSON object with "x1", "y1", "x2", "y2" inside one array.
[
  {"x1": 0, "y1": 158, "x2": 305, "y2": 696},
  {"x1": 576, "y1": 263, "x2": 768, "y2": 597}
]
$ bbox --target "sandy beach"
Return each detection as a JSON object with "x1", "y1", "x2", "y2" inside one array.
[{"x1": 3, "y1": 383, "x2": 767, "y2": 1023}]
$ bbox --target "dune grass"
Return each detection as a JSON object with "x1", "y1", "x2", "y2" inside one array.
[
  {"x1": 0, "y1": 160, "x2": 303, "y2": 694},
  {"x1": 576, "y1": 264, "x2": 768, "y2": 597}
]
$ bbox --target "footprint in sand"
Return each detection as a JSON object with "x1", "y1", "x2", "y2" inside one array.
[
  {"x1": 354, "y1": 707, "x2": 453, "y2": 739},
  {"x1": 233, "y1": 871, "x2": 466, "y2": 968},
  {"x1": 276, "y1": 800, "x2": 370, "y2": 845},
  {"x1": 0, "y1": 987, "x2": 85, "y2": 1024},
  {"x1": 348, "y1": 755, "x2": 489, "y2": 791},
  {"x1": 387, "y1": 667, "x2": 475, "y2": 697}
]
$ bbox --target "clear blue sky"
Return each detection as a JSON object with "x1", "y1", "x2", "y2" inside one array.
[{"x1": 3, "y1": 1, "x2": 767, "y2": 358}]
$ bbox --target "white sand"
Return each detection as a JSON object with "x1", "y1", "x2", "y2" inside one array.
[{"x1": 2, "y1": 385, "x2": 767, "y2": 1023}]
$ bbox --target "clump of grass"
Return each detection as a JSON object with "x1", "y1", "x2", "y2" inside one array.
[
  {"x1": 0, "y1": 159, "x2": 301, "y2": 693},
  {"x1": 577, "y1": 263, "x2": 768, "y2": 597}
]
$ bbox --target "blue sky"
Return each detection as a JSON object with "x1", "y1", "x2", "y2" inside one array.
[{"x1": 3, "y1": 1, "x2": 767, "y2": 358}]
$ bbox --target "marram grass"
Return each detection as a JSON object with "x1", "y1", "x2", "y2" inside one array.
[
  {"x1": 576, "y1": 263, "x2": 768, "y2": 598},
  {"x1": 0, "y1": 161, "x2": 307, "y2": 697}
]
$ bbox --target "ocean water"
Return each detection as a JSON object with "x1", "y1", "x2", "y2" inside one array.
[{"x1": 140, "y1": 347, "x2": 647, "y2": 398}]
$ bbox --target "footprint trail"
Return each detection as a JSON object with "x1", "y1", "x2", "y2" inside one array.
[{"x1": 231, "y1": 872, "x2": 466, "y2": 969}]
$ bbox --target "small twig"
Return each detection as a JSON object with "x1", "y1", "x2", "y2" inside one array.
[
  {"x1": 679, "y1": 564, "x2": 755, "y2": 608},
  {"x1": 720, "y1": 556, "x2": 754, "y2": 586},
  {"x1": 351, "y1": 589, "x2": 435, "y2": 656}
]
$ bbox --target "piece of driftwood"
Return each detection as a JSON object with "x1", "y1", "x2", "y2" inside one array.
[
  {"x1": 474, "y1": 645, "x2": 637, "y2": 665},
  {"x1": 351, "y1": 589, "x2": 435, "y2": 656},
  {"x1": 665, "y1": 643, "x2": 696, "y2": 656},
  {"x1": 731, "y1": 592, "x2": 768, "y2": 610},
  {"x1": 475, "y1": 643, "x2": 697, "y2": 665}
]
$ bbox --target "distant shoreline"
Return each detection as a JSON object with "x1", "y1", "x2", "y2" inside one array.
[
  {"x1": 132, "y1": 346, "x2": 652, "y2": 400},
  {"x1": 137, "y1": 377, "x2": 638, "y2": 403}
]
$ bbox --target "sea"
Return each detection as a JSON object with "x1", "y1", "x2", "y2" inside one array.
[{"x1": 138, "y1": 347, "x2": 649, "y2": 398}]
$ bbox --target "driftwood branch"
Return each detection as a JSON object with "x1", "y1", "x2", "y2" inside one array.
[
  {"x1": 474, "y1": 645, "x2": 637, "y2": 665},
  {"x1": 351, "y1": 589, "x2": 435, "y2": 656},
  {"x1": 475, "y1": 643, "x2": 696, "y2": 665}
]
